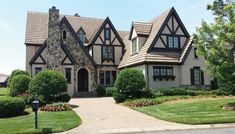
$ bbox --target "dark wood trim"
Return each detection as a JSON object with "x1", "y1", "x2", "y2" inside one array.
[
  {"x1": 104, "y1": 27, "x2": 111, "y2": 41},
  {"x1": 161, "y1": 33, "x2": 187, "y2": 37},
  {"x1": 30, "y1": 40, "x2": 47, "y2": 65},
  {"x1": 77, "y1": 26, "x2": 86, "y2": 35},
  {"x1": 99, "y1": 35, "x2": 105, "y2": 44},
  {"x1": 60, "y1": 16, "x2": 97, "y2": 67},
  {"x1": 160, "y1": 36, "x2": 167, "y2": 47},
  {"x1": 93, "y1": 44, "x2": 122, "y2": 47},
  {"x1": 137, "y1": 34, "x2": 149, "y2": 37},
  {"x1": 97, "y1": 64, "x2": 118, "y2": 67},
  {"x1": 60, "y1": 41, "x2": 76, "y2": 64},
  {"x1": 128, "y1": 24, "x2": 134, "y2": 40},
  {"x1": 148, "y1": 7, "x2": 190, "y2": 53},
  {"x1": 175, "y1": 25, "x2": 180, "y2": 33},
  {"x1": 172, "y1": 16, "x2": 174, "y2": 34},
  {"x1": 111, "y1": 36, "x2": 117, "y2": 45},
  {"x1": 166, "y1": 24, "x2": 173, "y2": 34},
  {"x1": 39, "y1": 55, "x2": 46, "y2": 64},
  {"x1": 152, "y1": 47, "x2": 180, "y2": 52},
  {"x1": 25, "y1": 43, "x2": 43, "y2": 46}
]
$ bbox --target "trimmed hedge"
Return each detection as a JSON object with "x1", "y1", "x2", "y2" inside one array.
[
  {"x1": 9, "y1": 74, "x2": 31, "y2": 97},
  {"x1": 96, "y1": 86, "x2": 106, "y2": 97},
  {"x1": 113, "y1": 92, "x2": 126, "y2": 103},
  {"x1": 29, "y1": 70, "x2": 67, "y2": 103},
  {"x1": 105, "y1": 87, "x2": 117, "y2": 96},
  {"x1": 115, "y1": 68, "x2": 145, "y2": 98},
  {"x1": 0, "y1": 97, "x2": 26, "y2": 117},
  {"x1": 55, "y1": 94, "x2": 71, "y2": 102},
  {"x1": 8, "y1": 69, "x2": 29, "y2": 88}
]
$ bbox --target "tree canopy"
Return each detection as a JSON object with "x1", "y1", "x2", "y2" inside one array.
[{"x1": 194, "y1": 0, "x2": 235, "y2": 94}]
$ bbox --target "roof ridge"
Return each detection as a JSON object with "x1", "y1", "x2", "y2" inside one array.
[
  {"x1": 133, "y1": 21, "x2": 152, "y2": 24},
  {"x1": 149, "y1": 7, "x2": 173, "y2": 23}
]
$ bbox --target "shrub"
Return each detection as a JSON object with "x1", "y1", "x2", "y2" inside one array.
[
  {"x1": 115, "y1": 68, "x2": 145, "y2": 98},
  {"x1": 113, "y1": 92, "x2": 126, "y2": 103},
  {"x1": 40, "y1": 102, "x2": 72, "y2": 112},
  {"x1": 55, "y1": 94, "x2": 71, "y2": 102},
  {"x1": 105, "y1": 87, "x2": 117, "y2": 96},
  {"x1": 29, "y1": 70, "x2": 67, "y2": 103},
  {"x1": 96, "y1": 86, "x2": 106, "y2": 97},
  {"x1": 0, "y1": 97, "x2": 26, "y2": 117},
  {"x1": 8, "y1": 69, "x2": 29, "y2": 88},
  {"x1": 140, "y1": 89, "x2": 155, "y2": 98},
  {"x1": 212, "y1": 89, "x2": 230, "y2": 96},
  {"x1": 9, "y1": 74, "x2": 31, "y2": 97}
]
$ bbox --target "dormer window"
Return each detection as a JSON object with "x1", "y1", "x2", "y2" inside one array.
[
  {"x1": 62, "y1": 30, "x2": 67, "y2": 40},
  {"x1": 78, "y1": 32, "x2": 85, "y2": 43},
  {"x1": 132, "y1": 38, "x2": 137, "y2": 54},
  {"x1": 168, "y1": 36, "x2": 179, "y2": 48},
  {"x1": 104, "y1": 28, "x2": 110, "y2": 40}
]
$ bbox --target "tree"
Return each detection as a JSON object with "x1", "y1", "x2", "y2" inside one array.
[
  {"x1": 8, "y1": 69, "x2": 29, "y2": 88},
  {"x1": 9, "y1": 74, "x2": 31, "y2": 97},
  {"x1": 194, "y1": 0, "x2": 235, "y2": 94}
]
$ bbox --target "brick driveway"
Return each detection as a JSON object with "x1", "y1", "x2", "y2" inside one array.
[{"x1": 62, "y1": 97, "x2": 189, "y2": 134}]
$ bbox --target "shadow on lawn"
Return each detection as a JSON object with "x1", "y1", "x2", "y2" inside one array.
[
  {"x1": 70, "y1": 104, "x2": 79, "y2": 109},
  {"x1": 0, "y1": 111, "x2": 30, "y2": 118},
  {"x1": 42, "y1": 128, "x2": 52, "y2": 133}
]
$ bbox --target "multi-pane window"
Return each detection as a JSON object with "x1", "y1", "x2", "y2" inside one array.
[
  {"x1": 168, "y1": 36, "x2": 179, "y2": 48},
  {"x1": 35, "y1": 67, "x2": 42, "y2": 75},
  {"x1": 132, "y1": 38, "x2": 137, "y2": 54},
  {"x1": 62, "y1": 30, "x2": 67, "y2": 40},
  {"x1": 65, "y1": 68, "x2": 71, "y2": 84},
  {"x1": 194, "y1": 68, "x2": 201, "y2": 85},
  {"x1": 102, "y1": 46, "x2": 113, "y2": 60},
  {"x1": 153, "y1": 67, "x2": 173, "y2": 76},
  {"x1": 104, "y1": 28, "x2": 110, "y2": 40},
  {"x1": 194, "y1": 48, "x2": 198, "y2": 58},
  {"x1": 99, "y1": 70, "x2": 117, "y2": 85},
  {"x1": 99, "y1": 71, "x2": 105, "y2": 85}
]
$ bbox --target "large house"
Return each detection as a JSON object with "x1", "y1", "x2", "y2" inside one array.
[{"x1": 25, "y1": 7, "x2": 211, "y2": 96}]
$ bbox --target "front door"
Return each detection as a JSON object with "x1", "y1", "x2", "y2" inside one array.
[{"x1": 78, "y1": 68, "x2": 89, "y2": 92}]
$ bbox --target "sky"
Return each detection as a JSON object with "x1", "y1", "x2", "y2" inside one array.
[{"x1": 0, "y1": 0, "x2": 214, "y2": 75}]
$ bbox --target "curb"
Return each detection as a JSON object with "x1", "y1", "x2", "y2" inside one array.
[{"x1": 98, "y1": 123, "x2": 235, "y2": 134}]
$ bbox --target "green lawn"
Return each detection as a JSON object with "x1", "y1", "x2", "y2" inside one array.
[
  {"x1": 134, "y1": 97, "x2": 235, "y2": 124},
  {"x1": 0, "y1": 88, "x2": 9, "y2": 96},
  {"x1": 0, "y1": 88, "x2": 81, "y2": 133},
  {"x1": 0, "y1": 110, "x2": 81, "y2": 134}
]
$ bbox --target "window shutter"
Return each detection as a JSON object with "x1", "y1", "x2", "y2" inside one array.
[
  {"x1": 190, "y1": 68, "x2": 194, "y2": 85},
  {"x1": 201, "y1": 71, "x2": 204, "y2": 85}
]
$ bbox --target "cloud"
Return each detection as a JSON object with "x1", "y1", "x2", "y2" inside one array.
[{"x1": 0, "y1": 19, "x2": 11, "y2": 32}]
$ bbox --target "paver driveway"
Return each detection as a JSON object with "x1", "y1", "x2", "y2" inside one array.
[{"x1": 63, "y1": 97, "x2": 190, "y2": 134}]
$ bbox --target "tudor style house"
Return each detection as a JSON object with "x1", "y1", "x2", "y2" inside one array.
[{"x1": 25, "y1": 7, "x2": 210, "y2": 96}]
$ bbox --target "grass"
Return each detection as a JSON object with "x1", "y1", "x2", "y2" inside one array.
[
  {"x1": 0, "y1": 110, "x2": 81, "y2": 134},
  {"x1": 134, "y1": 97, "x2": 235, "y2": 124},
  {"x1": 0, "y1": 88, "x2": 9, "y2": 96},
  {"x1": 0, "y1": 88, "x2": 81, "y2": 133}
]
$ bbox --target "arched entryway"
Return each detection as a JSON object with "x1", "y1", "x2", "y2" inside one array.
[{"x1": 77, "y1": 68, "x2": 89, "y2": 92}]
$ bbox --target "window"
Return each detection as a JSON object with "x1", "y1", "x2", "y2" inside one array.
[
  {"x1": 194, "y1": 48, "x2": 198, "y2": 58},
  {"x1": 99, "y1": 71, "x2": 105, "y2": 85},
  {"x1": 65, "y1": 68, "x2": 71, "y2": 84},
  {"x1": 78, "y1": 32, "x2": 85, "y2": 43},
  {"x1": 99, "y1": 70, "x2": 117, "y2": 85},
  {"x1": 153, "y1": 66, "x2": 175, "y2": 80},
  {"x1": 132, "y1": 38, "x2": 137, "y2": 54},
  {"x1": 62, "y1": 30, "x2": 67, "y2": 40},
  {"x1": 102, "y1": 46, "x2": 113, "y2": 60},
  {"x1": 190, "y1": 67, "x2": 204, "y2": 85},
  {"x1": 168, "y1": 36, "x2": 179, "y2": 48},
  {"x1": 35, "y1": 67, "x2": 42, "y2": 75},
  {"x1": 106, "y1": 71, "x2": 111, "y2": 85},
  {"x1": 104, "y1": 28, "x2": 110, "y2": 40}
]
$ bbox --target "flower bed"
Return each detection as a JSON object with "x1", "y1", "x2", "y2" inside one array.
[
  {"x1": 40, "y1": 102, "x2": 72, "y2": 112},
  {"x1": 128, "y1": 99, "x2": 157, "y2": 108},
  {"x1": 223, "y1": 102, "x2": 235, "y2": 111}
]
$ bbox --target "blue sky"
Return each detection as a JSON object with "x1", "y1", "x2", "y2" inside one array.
[{"x1": 0, "y1": 0, "x2": 214, "y2": 75}]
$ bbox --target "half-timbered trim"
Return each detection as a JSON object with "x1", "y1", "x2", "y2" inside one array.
[{"x1": 29, "y1": 40, "x2": 47, "y2": 65}]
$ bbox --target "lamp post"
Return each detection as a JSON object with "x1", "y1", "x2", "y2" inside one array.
[{"x1": 32, "y1": 94, "x2": 39, "y2": 129}]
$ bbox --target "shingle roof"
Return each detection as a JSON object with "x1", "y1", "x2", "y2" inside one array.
[
  {"x1": 0, "y1": 74, "x2": 8, "y2": 83},
  {"x1": 133, "y1": 22, "x2": 152, "y2": 36},
  {"x1": 118, "y1": 8, "x2": 192, "y2": 68},
  {"x1": 25, "y1": 11, "x2": 128, "y2": 45}
]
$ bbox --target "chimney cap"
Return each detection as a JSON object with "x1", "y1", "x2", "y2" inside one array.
[
  {"x1": 74, "y1": 13, "x2": 80, "y2": 17},
  {"x1": 52, "y1": 6, "x2": 56, "y2": 9}
]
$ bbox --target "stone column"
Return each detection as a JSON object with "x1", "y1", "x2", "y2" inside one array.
[{"x1": 46, "y1": 6, "x2": 61, "y2": 71}]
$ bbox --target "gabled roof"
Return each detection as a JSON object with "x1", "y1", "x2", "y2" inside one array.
[
  {"x1": 118, "y1": 7, "x2": 192, "y2": 68},
  {"x1": 129, "y1": 22, "x2": 152, "y2": 39},
  {"x1": 0, "y1": 74, "x2": 8, "y2": 83},
  {"x1": 25, "y1": 11, "x2": 128, "y2": 45}
]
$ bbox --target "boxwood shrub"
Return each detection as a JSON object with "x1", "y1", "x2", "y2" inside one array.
[
  {"x1": 96, "y1": 86, "x2": 106, "y2": 97},
  {"x1": 0, "y1": 97, "x2": 26, "y2": 117},
  {"x1": 113, "y1": 92, "x2": 126, "y2": 103},
  {"x1": 105, "y1": 87, "x2": 117, "y2": 96},
  {"x1": 29, "y1": 70, "x2": 67, "y2": 103},
  {"x1": 9, "y1": 74, "x2": 31, "y2": 97},
  {"x1": 114, "y1": 68, "x2": 145, "y2": 98},
  {"x1": 8, "y1": 69, "x2": 29, "y2": 88}
]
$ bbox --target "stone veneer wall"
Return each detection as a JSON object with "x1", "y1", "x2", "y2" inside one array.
[
  {"x1": 61, "y1": 23, "x2": 97, "y2": 93},
  {"x1": 46, "y1": 6, "x2": 62, "y2": 71}
]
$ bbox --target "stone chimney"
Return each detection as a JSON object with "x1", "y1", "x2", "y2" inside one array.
[{"x1": 46, "y1": 6, "x2": 61, "y2": 70}]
